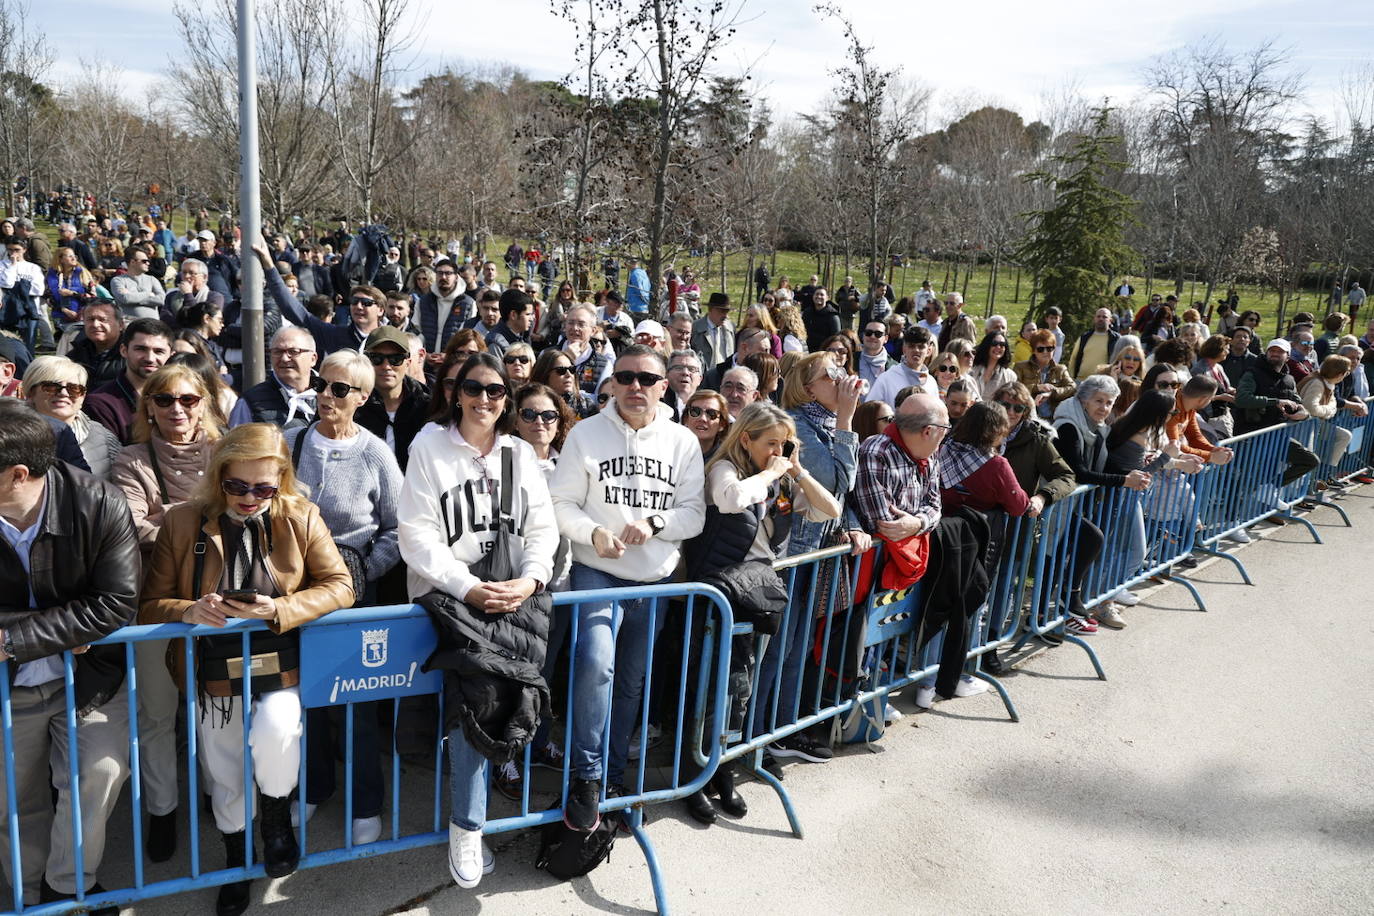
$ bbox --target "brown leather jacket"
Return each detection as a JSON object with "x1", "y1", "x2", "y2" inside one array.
[{"x1": 139, "y1": 499, "x2": 353, "y2": 632}]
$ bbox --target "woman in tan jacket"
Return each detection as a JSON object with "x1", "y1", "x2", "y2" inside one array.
[
  {"x1": 110, "y1": 362, "x2": 223, "y2": 865},
  {"x1": 141, "y1": 423, "x2": 353, "y2": 916}
]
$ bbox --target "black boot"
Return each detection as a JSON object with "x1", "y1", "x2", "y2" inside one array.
[
  {"x1": 217, "y1": 831, "x2": 251, "y2": 916},
  {"x1": 982, "y1": 649, "x2": 1006, "y2": 676},
  {"x1": 258, "y1": 794, "x2": 299, "y2": 879},
  {"x1": 147, "y1": 810, "x2": 177, "y2": 863},
  {"x1": 709, "y1": 764, "x2": 747, "y2": 818},
  {"x1": 684, "y1": 788, "x2": 717, "y2": 825}
]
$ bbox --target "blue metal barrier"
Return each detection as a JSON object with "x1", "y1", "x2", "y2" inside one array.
[{"x1": 0, "y1": 585, "x2": 733, "y2": 916}]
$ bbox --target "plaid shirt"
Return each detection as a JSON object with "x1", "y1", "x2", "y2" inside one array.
[{"x1": 853, "y1": 432, "x2": 942, "y2": 534}]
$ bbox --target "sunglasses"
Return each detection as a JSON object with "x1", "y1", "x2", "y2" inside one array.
[
  {"x1": 1035, "y1": 346, "x2": 1055, "y2": 353},
  {"x1": 1156, "y1": 380, "x2": 1181, "y2": 389},
  {"x1": 503, "y1": 354, "x2": 531, "y2": 365},
  {"x1": 687, "y1": 405, "x2": 721, "y2": 421},
  {"x1": 826, "y1": 348, "x2": 848, "y2": 356},
  {"x1": 549, "y1": 364, "x2": 575, "y2": 376},
  {"x1": 150, "y1": 393, "x2": 203, "y2": 409},
  {"x1": 35, "y1": 381, "x2": 87, "y2": 398},
  {"x1": 459, "y1": 379, "x2": 508, "y2": 400},
  {"x1": 613, "y1": 370, "x2": 664, "y2": 387},
  {"x1": 519, "y1": 407, "x2": 559, "y2": 423},
  {"x1": 222, "y1": 478, "x2": 279, "y2": 500},
  {"x1": 311, "y1": 377, "x2": 362, "y2": 398},
  {"x1": 936, "y1": 364, "x2": 958, "y2": 373},
  {"x1": 996, "y1": 401, "x2": 1029, "y2": 415},
  {"x1": 367, "y1": 352, "x2": 407, "y2": 367},
  {"x1": 351, "y1": 297, "x2": 378, "y2": 307},
  {"x1": 863, "y1": 329, "x2": 886, "y2": 338}
]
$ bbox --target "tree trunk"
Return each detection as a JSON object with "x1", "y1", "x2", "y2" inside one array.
[
  {"x1": 1014, "y1": 265, "x2": 1022, "y2": 302},
  {"x1": 987, "y1": 251, "x2": 1000, "y2": 318}
]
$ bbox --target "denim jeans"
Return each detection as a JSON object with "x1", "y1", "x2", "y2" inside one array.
[
  {"x1": 448, "y1": 729, "x2": 488, "y2": 832},
  {"x1": 568, "y1": 563, "x2": 669, "y2": 785}
]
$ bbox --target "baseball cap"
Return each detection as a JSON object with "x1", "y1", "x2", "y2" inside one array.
[
  {"x1": 634, "y1": 319, "x2": 665, "y2": 339},
  {"x1": 196, "y1": 229, "x2": 216, "y2": 241},
  {"x1": 1266, "y1": 338, "x2": 1291, "y2": 355},
  {"x1": 364, "y1": 326, "x2": 410, "y2": 352}
]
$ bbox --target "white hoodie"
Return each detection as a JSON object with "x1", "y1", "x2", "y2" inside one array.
[
  {"x1": 549, "y1": 399, "x2": 706, "y2": 582},
  {"x1": 398, "y1": 423, "x2": 558, "y2": 602}
]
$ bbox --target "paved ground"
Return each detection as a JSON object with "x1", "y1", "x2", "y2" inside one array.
[{"x1": 119, "y1": 490, "x2": 1374, "y2": 916}]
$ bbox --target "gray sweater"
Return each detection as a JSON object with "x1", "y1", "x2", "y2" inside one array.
[{"x1": 285, "y1": 425, "x2": 403, "y2": 582}]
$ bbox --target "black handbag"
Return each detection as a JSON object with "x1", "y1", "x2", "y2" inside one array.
[{"x1": 700, "y1": 559, "x2": 789, "y2": 636}]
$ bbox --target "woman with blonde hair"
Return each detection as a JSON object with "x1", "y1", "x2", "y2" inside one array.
[
  {"x1": 46, "y1": 246, "x2": 97, "y2": 329},
  {"x1": 741, "y1": 303, "x2": 782, "y2": 358},
  {"x1": 681, "y1": 400, "x2": 841, "y2": 824},
  {"x1": 500, "y1": 340, "x2": 535, "y2": 384},
  {"x1": 775, "y1": 304, "x2": 807, "y2": 353},
  {"x1": 22, "y1": 355, "x2": 121, "y2": 477},
  {"x1": 141, "y1": 423, "x2": 353, "y2": 914},
  {"x1": 682, "y1": 389, "x2": 731, "y2": 459},
  {"x1": 1102, "y1": 342, "x2": 1146, "y2": 381}
]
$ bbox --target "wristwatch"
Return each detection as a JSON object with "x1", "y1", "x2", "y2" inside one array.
[
  {"x1": 647, "y1": 515, "x2": 665, "y2": 536},
  {"x1": 1, "y1": 632, "x2": 14, "y2": 660}
]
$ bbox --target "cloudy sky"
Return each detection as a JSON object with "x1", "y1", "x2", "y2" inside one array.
[{"x1": 28, "y1": 0, "x2": 1373, "y2": 127}]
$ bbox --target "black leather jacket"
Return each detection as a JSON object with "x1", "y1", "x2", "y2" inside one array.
[{"x1": 0, "y1": 462, "x2": 140, "y2": 713}]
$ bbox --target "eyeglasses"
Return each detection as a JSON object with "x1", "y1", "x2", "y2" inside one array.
[
  {"x1": 435, "y1": 270, "x2": 457, "y2": 277},
  {"x1": 935, "y1": 364, "x2": 958, "y2": 373},
  {"x1": 311, "y1": 377, "x2": 362, "y2": 398},
  {"x1": 996, "y1": 401, "x2": 1029, "y2": 415},
  {"x1": 613, "y1": 370, "x2": 664, "y2": 387},
  {"x1": 503, "y1": 354, "x2": 531, "y2": 365},
  {"x1": 686, "y1": 405, "x2": 721, "y2": 421},
  {"x1": 863, "y1": 329, "x2": 886, "y2": 338},
  {"x1": 597, "y1": 393, "x2": 611, "y2": 405},
  {"x1": 150, "y1": 393, "x2": 203, "y2": 409},
  {"x1": 222, "y1": 478, "x2": 279, "y2": 500},
  {"x1": 35, "y1": 381, "x2": 87, "y2": 398},
  {"x1": 1035, "y1": 346, "x2": 1055, "y2": 354},
  {"x1": 519, "y1": 407, "x2": 559, "y2": 423},
  {"x1": 351, "y1": 297, "x2": 378, "y2": 307},
  {"x1": 367, "y1": 352, "x2": 407, "y2": 367},
  {"x1": 668, "y1": 363, "x2": 700, "y2": 374},
  {"x1": 924, "y1": 422, "x2": 953, "y2": 430},
  {"x1": 459, "y1": 379, "x2": 508, "y2": 400},
  {"x1": 548, "y1": 364, "x2": 575, "y2": 376}
]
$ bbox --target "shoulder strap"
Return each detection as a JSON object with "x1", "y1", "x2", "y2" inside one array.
[
  {"x1": 500, "y1": 446, "x2": 514, "y2": 517},
  {"x1": 291, "y1": 421, "x2": 317, "y2": 470},
  {"x1": 146, "y1": 440, "x2": 169, "y2": 505}
]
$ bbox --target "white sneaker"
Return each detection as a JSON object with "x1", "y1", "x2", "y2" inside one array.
[
  {"x1": 953, "y1": 675, "x2": 989, "y2": 698},
  {"x1": 1097, "y1": 604, "x2": 1127, "y2": 629},
  {"x1": 352, "y1": 815, "x2": 382, "y2": 845},
  {"x1": 448, "y1": 824, "x2": 487, "y2": 889},
  {"x1": 884, "y1": 703, "x2": 904, "y2": 724},
  {"x1": 290, "y1": 801, "x2": 317, "y2": 828},
  {"x1": 913, "y1": 685, "x2": 937, "y2": 709},
  {"x1": 1225, "y1": 529, "x2": 1252, "y2": 544},
  {"x1": 1115, "y1": 590, "x2": 1141, "y2": 606}
]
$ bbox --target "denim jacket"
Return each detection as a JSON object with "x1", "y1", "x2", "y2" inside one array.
[{"x1": 785, "y1": 406, "x2": 859, "y2": 557}]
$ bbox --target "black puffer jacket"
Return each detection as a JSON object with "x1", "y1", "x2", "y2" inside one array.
[
  {"x1": 418, "y1": 588, "x2": 551, "y2": 765},
  {"x1": 0, "y1": 461, "x2": 139, "y2": 714}
]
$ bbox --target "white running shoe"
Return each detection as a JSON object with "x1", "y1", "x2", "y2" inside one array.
[
  {"x1": 352, "y1": 816, "x2": 382, "y2": 845},
  {"x1": 913, "y1": 685, "x2": 937, "y2": 709},
  {"x1": 1225, "y1": 529, "x2": 1252, "y2": 544},
  {"x1": 953, "y1": 675, "x2": 989, "y2": 698},
  {"x1": 1115, "y1": 590, "x2": 1141, "y2": 606},
  {"x1": 448, "y1": 824, "x2": 489, "y2": 889}
]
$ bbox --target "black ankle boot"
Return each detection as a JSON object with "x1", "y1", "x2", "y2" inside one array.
[
  {"x1": 684, "y1": 788, "x2": 717, "y2": 825},
  {"x1": 258, "y1": 794, "x2": 299, "y2": 879},
  {"x1": 709, "y1": 765, "x2": 747, "y2": 818},
  {"x1": 147, "y1": 810, "x2": 177, "y2": 863},
  {"x1": 217, "y1": 831, "x2": 251, "y2": 916}
]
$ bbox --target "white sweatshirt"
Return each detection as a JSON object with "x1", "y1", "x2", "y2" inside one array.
[
  {"x1": 549, "y1": 400, "x2": 706, "y2": 582},
  {"x1": 398, "y1": 423, "x2": 558, "y2": 602}
]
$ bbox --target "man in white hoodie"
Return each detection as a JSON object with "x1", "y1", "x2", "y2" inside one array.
[{"x1": 549, "y1": 344, "x2": 706, "y2": 832}]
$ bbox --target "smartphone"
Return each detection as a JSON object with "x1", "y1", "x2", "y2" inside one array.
[
  {"x1": 782, "y1": 441, "x2": 795, "y2": 459},
  {"x1": 221, "y1": 588, "x2": 259, "y2": 603}
]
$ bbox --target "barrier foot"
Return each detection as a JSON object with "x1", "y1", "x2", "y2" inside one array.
[
  {"x1": 1198, "y1": 545, "x2": 1252, "y2": 585},
  {"x1": 1313, "y1": 496, "x2": 1352, "y2": 527},
  {"x1": 624, "y1": 806, "x2": 672, "y2": 916},
  {"x1": 751, "y1": 748, "x2": 804, "y2": 839},
  {"x1": 971, "y1": 671, "x2": 1018, "y2": 722},
  {"x1": 1060, "y1": 632, "x2": 1106, "y2": 681},
  {"x1": 1276, "y1": 510, "x2": 1322, "y2": 544},
  {"x1": 1163, "y1": 571, "x2": 1207, "y2": 612}
]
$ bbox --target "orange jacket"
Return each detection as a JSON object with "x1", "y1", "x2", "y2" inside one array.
[{"x1": 1165, "y1": 399, "x2": 1213, "y2": 459}]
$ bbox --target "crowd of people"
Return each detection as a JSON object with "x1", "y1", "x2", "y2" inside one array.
[{"x1": 2, "y1": 210, "x2": 1373, "y2": 914}]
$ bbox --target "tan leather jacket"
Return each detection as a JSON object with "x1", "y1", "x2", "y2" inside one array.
[{"x1": 139, "y1": 499, "x2": 354, "y2": 633}]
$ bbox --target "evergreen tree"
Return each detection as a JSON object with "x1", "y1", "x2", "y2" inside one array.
[{"x1": 1017, "y1": 107, "x2": 1139, "y2": 334}]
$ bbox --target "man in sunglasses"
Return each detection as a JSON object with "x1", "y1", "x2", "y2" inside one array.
[
  {"x1": 865, "y1": 326, "x2": 937, "y2": 406},
  {"x1": 0, "y1": 402, "x2": 139, "y2": 913},
  {"x1": 355, "y1": 327, "x2": 429, "y2": 472},
  {"x1": 549, "y1": 345, "x2": 705, "y2": 833},
  {"x1": 109, "y1": 244, "x2": 166, "y2": 322},
  {"x1": 229, "y1": 326, "x2": 319, "y2": 430},
  {"x1": 937, "y1": 292, "x2": 976, "y2": 352},
  {"x1": 857, "y1": 319, "x2": 897, "y2": 387},
  {"x1": 483, "y1": 289, "x2": 534, "y2": 358},
  {"x1": 413, "y1": 258, "x2": 473, "y2": 363}
]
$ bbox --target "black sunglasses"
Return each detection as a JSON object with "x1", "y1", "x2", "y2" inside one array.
[
  {"x1": 367, "y1": 352, "x2": 407, "y2": 367},
  {"x1": 351, "y1": 297, "x2": 378, "y2": 307},
  {"x1": 503, "y1": 354, "x2": 531, "y2": 365},
  {"x1": 1156, "y1": 380, "x2": 1181, "y2": 389},
  {"x1": 1035, "y1": 346, "x2": 1055, "y2": 353},
  {"x1": 549, "y1": 364, "x2": 575, "y2": 376},
  {"x1": 150, "y1": 393, "x2": 203, "y2": 409},
  {"x1": 519, "y1": 407, "x2": 559, "y2": 423},
  {"x1": 311, "y1": 377, "x2": 362, "y2": 398},
  {"x1": 222, "y1": 478, "x2": 279, "y2": 500},
  {"x1": 459, "y1": 379, "x2": 508, "y2": 400},
  {"x1": 863, "y1": 329, "x2": 886, "y2": 337},
  {"x1": 996, "y1": 400, "x2": 1029, "y2": 414},
  {"x1": 686, "y1": 405, "x2": 720, "y2": 421},
  {"x1": 35, "y1": 381, "x2": 87, "y2": 397},
  {"x1": 935, "y1": 364, "x2": 958, "y2": 373},
  {"x1": 613, "y1": 370, "x2": 664, "y2": 387}
]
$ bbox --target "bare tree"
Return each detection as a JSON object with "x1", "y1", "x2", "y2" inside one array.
[
  {"x1": 59, "y1": 62, "x2": 143, "y2": 209},
  {"x1": 0, "y1": 0, "x2": 52, "y2": 217}
]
